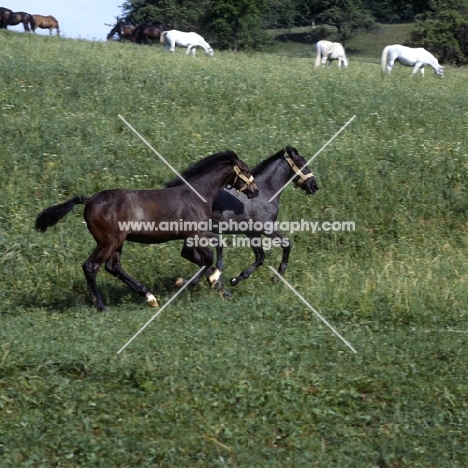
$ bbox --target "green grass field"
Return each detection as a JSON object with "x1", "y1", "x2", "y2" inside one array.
[
  {"x1": 270, "y1": 23, "x2": 413, "y2": 61},
  {"x1": 0, "y1": 25, "x2": 467, "y2": 467}
]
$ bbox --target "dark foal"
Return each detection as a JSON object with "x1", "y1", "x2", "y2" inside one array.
[
  {"x1": 177, "y1": 147, "x2": 318, "y2": 288},
  {"x1": 36, "y1": 151, "x2": 258, "y2": 311},
  {"x1": 214, "y1": 146, "x2": 318, "y2": 285}
]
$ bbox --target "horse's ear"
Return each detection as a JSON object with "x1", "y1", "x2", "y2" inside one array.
[
  {"x1": 285, "y1": 146, "x2": 297, "y2": 156},
  {"x1": 224, "y1": 149, "x2": 238, "y2": 164}
]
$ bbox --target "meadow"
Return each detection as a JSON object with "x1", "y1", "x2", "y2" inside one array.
[{"x1": 0, "y1": 26, "x2": 467, "y2": 467}]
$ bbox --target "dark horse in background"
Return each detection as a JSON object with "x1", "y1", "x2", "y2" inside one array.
[
  {"x1": 3, "y1": 11, "x2": 35, "y2": 31},
  {"x1": 131, "y1": 23, "x2": 167, "y2": 45},
  {"x1": 0, "y1": 7, "x2": 12, "y2": 28},
  {"x1": 176, "y1": 147, "x2": 318, "y2": 289},
  {"x1": 107, "y1": 21, "x2": 138, "y2": 41},
  {"x1": 35, "y1": 151, "x2": 258, "y2": 311},
  {"x1": 32, "y1": 15, "x2": 60, "y2": 36}
]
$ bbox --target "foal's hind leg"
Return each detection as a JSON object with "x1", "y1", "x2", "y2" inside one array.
[
  {"x1": 386, "y1": 57, "x2": 396, "y2": 74},
  {"x1": 105, "y1": 246, "x2": 158, "y2": 307},
  {"x1": 82, "y1": 244, "x2": 118, "y2": 311}
]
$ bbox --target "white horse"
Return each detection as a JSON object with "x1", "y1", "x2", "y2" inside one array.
[
  {"x1": 315, "y1": 40, "x2": 348, "y2": 68},
  {"x1": 381, "y1": 44, "x2": 444, "y2": 77},
  {"x1": 160, "y1": 30, "x2": 214, "y2": 56}
]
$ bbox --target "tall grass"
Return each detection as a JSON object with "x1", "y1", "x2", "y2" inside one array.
[{"x1": 0, "y1": 29, "x2": 467, "y2": 466}]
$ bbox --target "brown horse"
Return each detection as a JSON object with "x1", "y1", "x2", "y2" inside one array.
[
  {"x1": 107, "y1": 22, "x2": 137, "y2": 41},
  {"x1": 0, "y1": 7, "x2": 12, "y2": 28},
  {"x1": 32, "y1": 15, "x2": 60, "y2": 36},
  {"x1": 131, "y1": 23, "x2": 167, "y2": 45},
  {"x1": 35, "y1": 151, "x2": 258, "y2": 311},
  {"x1": 5, "y1": 11, "x2": 35, "y2": 32}
]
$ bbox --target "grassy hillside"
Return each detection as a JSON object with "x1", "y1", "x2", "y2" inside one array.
[
  {"x1": 271, "y1": 23, "x2": 413, "y2": 62},
  {"x1": 0, "y1": 29, "x2": 467, "y2": 467}
]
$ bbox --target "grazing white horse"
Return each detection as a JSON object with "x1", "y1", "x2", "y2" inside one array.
[
  {"x1": 315, "y1": 40, "x2": 348, "y2": 68},
  {"x1": 160, "y1": 30, "x2": 214, "y2": 56},
  {"x1": 381, "y1": 44, "x2": 444, "y2": 77}
]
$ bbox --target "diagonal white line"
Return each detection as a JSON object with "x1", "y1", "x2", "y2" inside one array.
[
  {"x1": 269, "y1": 266, "x2": 357, "y2": 353},
  {"x1": 118, "y1": 114, "x2": 207, "y2": 202},
  {"x1": 268, "y1": 115, "x2": 356, "y2": 202},
  {"x1": 117, "y1": 266, "x2": 206, "y2": 354}
]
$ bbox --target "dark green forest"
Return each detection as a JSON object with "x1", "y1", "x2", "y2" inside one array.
[
  {"x1": 121, "y1": 0, "x2": 438, "y2": 29},
  {"x1": 119, "y1": 0, "x2": 468, "y2": 62}
]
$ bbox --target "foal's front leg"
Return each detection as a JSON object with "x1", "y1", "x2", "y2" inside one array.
[
  {"x1": 228, "y1": 231, "x2": 291, "y2": 286},
  {"x1": 178, "y1": 241, "x2": 212, "y2": 287},
  {"x1": 185, "y1": 45, "x2": 197, "y2": 56},
  {"x1": 269, "y1": 230, "x2": 291, "y2": 284},
  {"x1": 178, "y1": 238, "x2": 232, "y2": 297},
  {"x1": 229, "y1": 234, "x2": 265, "y2": 286},
  {"x1": 412, "y1": 62, "x2": 424, "y2": 76}
]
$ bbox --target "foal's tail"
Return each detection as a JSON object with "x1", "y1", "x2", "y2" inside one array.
[
  {"x1": 28, "y1": 14, "x2": 35, "y2": 32},
  {"x1": 35, "y1": 195, "x2": 88, "y2": 232},
  {"x1": 314, "y1": 42, "x2": 322, "y2": 68},
  {"x1": 160, "y1": 30, "x2": 167, "y2": 44},
  {"x1": 381, "y1": 46, "x2": 389, "y2": 72}
]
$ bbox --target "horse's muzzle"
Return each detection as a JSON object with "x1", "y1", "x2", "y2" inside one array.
[
  {"x1": 246, "y1": 186, "x2": 259, "y2": 199},
  {"x1": 307, "y1": 184, "x2": 319, "y2": 195}
]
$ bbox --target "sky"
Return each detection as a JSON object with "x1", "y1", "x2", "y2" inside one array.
[{"x1": 7, "y1": 1, "x2": 125, "y2": 40}]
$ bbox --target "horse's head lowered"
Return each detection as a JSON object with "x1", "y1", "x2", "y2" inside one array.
[
  {"x1": 283, "y1": 146, "x2": 318, "y2": 194},
  {"x1": 230, "y1": 159, "x2": 259, "y2": 198},
  {"x1": 435, "y1": 64, "x2": 444, "y2": 77}
]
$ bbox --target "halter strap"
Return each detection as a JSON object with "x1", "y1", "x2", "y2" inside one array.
[
  {"x1": 233, "y1": 165, "x2": 254, "y2": 193},
  {"x1": 284, "y1": 153, "x2": 314, "y2": 185}
]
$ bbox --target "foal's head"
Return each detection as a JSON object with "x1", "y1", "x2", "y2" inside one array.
[
  {"x1": 230, "y1": 158, "x2": 258, "y2": 199},
  {"x1": 165, "y1": 150, "x2": 259, "y2": 199},
  {"x1": 284, "y1": 146, "x2": 318, "y2": 194}
]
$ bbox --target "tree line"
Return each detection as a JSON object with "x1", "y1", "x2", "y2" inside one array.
[{"x1": 120, "y1": 0, "x2": 468, "y2": 63}]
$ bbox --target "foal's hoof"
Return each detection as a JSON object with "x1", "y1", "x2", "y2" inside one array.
[
  {"x1": 271, "y1": 275, "x2": 280, "y2": 285},
  {"x1": 230, "y1": 277, "x2": 240, "y2": 286},
  {"x1": 175, "y1": 277, "x2": 185, "y2": 288},
  {"x1": 221, "y1": 289, "x2": 233, "y2": 299},
  {"x1": 145, "y1": 292, "x2": 159, "y2": 307}
]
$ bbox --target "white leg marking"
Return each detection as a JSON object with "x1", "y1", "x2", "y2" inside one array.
[
  {"x1": 146, "y1": 292, "x2": 159, "y2": 307},
  {"x1": 208, "y1": 268, "x2": 221, "y2": 286}
]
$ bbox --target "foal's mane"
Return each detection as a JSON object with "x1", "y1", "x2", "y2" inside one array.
[
  {"x1": 252, "y1": 146, "x2": 299, "y2": 176},
  {"x1": 165, "y1": 150, "x2": 238, "y2": 187}
]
